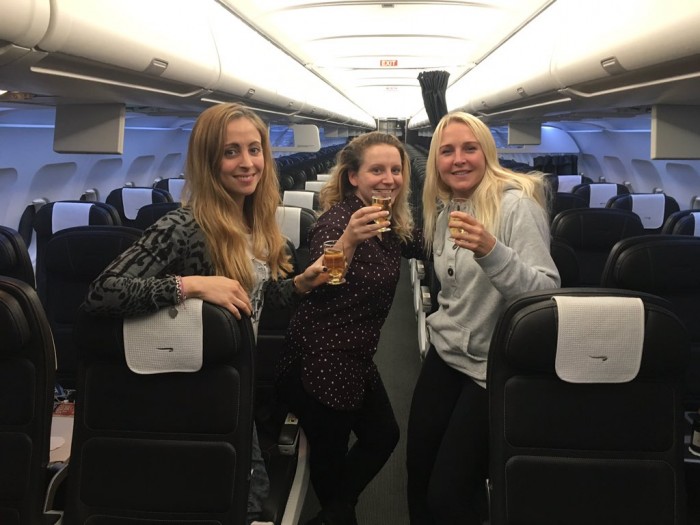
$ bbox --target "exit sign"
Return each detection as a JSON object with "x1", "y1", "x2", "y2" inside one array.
[{"x1": 380, "y1": 59, "x2": 398, "y2": 67}]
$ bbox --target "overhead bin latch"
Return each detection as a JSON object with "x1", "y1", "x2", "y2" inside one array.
[
  {"x1": 600, "y1": 56, "x2": 626, "y2": 76},
  {"x1": 144, "y1": 58, "x2": 169, "y2": 77}
]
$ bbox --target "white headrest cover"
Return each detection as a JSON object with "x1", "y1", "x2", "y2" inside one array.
[
  {"x1": 122, "y1": 188, "x2": 154, "y2": 220},
  {"x1": 630, "y1": 194, "x2": 665, "y2": 229},
  {"x1": 167, "y1": 179, "x2": 185, "y2": 202},
  {"x1": 52, "y1": 202, "x2": 92, "y2": 233},
  {"x1": 557, "y1": 175, "x2": 582, "y2": 193},
  {"x1": 123, "y1": 298, "x2": 203, "y2": 374},
  {"x1": 283, "y1": 191, "x2": 314, "y2": 210},
  {"x1": 275, "y1": 206, "x2": 302, "y2": 248},
  {"x1": 553, "y1": 296, "x2": 644, "y2": 383},
  {"x1": 588, "y1": 184, "x2": 618, "y2": 208}
]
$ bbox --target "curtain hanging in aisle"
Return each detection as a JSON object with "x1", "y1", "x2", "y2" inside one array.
[{"x1": 417, "y1": 70, "x2": 450, "y2": 130}]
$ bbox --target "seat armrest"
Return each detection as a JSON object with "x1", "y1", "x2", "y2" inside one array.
[{"x1": 278, "y1": 412, "x2": 300, "y2": 456}]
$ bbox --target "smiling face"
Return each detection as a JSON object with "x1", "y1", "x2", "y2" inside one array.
[
  {"x1": 436, "y1": 121, "x2": 486, "y2": 198},
  {"x1": 218, "y1": 117, "x2": 264, "y2": 206},
  {"x1": 348, "y1": 144, "x2": 403, "y2": 205}
]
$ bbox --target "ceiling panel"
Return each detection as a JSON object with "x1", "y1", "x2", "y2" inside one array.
[{"x1": 222, "y1": 0, "x2": 553, "y2": 120}]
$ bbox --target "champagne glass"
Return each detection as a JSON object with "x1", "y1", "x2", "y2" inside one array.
[
  {"x1": 371, "y1": 189, "x2": 392, "y2": 232},
  {"x1": 449, "y1": 197, "x2": 472, "y2": 239},
  {"x1": 323, "y1": 240, "x2": 346, "y2": 285}
]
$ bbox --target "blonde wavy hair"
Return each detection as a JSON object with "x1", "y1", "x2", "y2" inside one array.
[
  {"x1": 319, "y1": 131, "x2": 415, "y2": 243},
  {"x1": 181, "y1": 103, "x2": 291, "y2": 291},
  {"x1": 422, "y1": 112, "x2": 549, "y2": 252}
]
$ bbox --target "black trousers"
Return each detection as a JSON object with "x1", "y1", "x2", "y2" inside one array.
[
  {"x1": 278, "y1": 365, "x2": 399, "y2": 510},
  {"x1": 406, "y1": 346, "x2": 489, "y2": 525}
]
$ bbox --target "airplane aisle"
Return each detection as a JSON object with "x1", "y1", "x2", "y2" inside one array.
[{"x1": 300, "y1": 258, "x2": 422, "y2": 524}]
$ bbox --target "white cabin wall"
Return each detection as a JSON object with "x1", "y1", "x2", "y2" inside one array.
[
  {"x1": 0, "y1": 122, "x2": 189, "y2": 229},
  {"x1": 571, "y1": 129, "x2": 700, "y2": 209}
]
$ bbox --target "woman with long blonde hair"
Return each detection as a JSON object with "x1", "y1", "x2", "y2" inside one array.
[
  {"x1": 279, "y1": 131, "x2": 425, "y2": 525},
  {"x1": 85, "y1": 102, "x2": 330, "y2": 525},
  {"x1": 407, "y1": 112, "x2": 560, "y2": 525}
]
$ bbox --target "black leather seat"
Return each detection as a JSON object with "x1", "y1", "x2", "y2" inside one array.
[
  {"x1": 0, "y1": 277, "x2": 57, "y2": 525},
  {"x1": 602, "y1": 234, "x2": 700, "y2": 410},
  {"x1": 133, "y1": 201, "x2": 180, "y2": 230},
  {"x1": 43, "y1": 225, "x2": 142, "y2": 388},
  {"x1": 33, "y1": 201, "x2": 121, "y2": 306},
  {"x1": 487, "y1": 288, "x2": 689, "y2": 525},
  {"x1": 551, "y1": 208, "x2": 645, "y2": 286},
  {"x1": 662, "y1": 210, "x2": 700, "y2": 236},
  {"x1": 0, "y1": 225, "x2": 35, "y2": 288},
  {"x1": 105, "y1": 187, "x2": 172, "y2": 228},
  {"x1": 64, "y1": 301, "x2": 256, "y2": 524},
  {"x1": 607, "y1": 193, "x2": 680, "y2": 234},
  {"x1": 550, "y1": 192, "x2": 588, "y2": 224}
]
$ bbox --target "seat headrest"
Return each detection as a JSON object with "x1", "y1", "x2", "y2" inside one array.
[
  {"x1": 276, "y1": 206, "x2": 302, "y2": 248},
  {"x1": 553, "y1": 296, "x2": 644, "y2": 383},
  {"x1": 0, "y1": 290, "x2": 30, "y2": 355}
]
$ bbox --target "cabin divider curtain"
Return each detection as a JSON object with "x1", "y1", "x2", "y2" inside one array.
[{"x1": 418, "y1": 70, "x2": 450, "y2": 130}]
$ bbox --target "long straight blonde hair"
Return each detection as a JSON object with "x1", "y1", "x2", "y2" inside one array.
[
  {"x1": 422, "y1": 112, "x2": 549, "y2": 252},
  {"x1": 182, "y1": 103, "x2": 291, "y2": 290},
  {"x1": 320, "y1": 131, "x2": 414, "y2": 243}
]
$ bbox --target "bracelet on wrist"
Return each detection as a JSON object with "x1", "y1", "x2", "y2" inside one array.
[{"x1": 175, "y1": 275, "x2": 187, "y2": 304}]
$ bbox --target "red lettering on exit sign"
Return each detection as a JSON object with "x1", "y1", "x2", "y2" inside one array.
[{"x1": 380, "y1": 59, "x2": 398, "y2": 67}]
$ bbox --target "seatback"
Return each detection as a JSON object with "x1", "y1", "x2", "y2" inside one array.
[
  {"x1": 0, "y1": 277, "x2": 56, "y2": 525},
  {"x1": 550, "y1": 192, "x2": 588, "y2": 224},
  {"x1": 105, "y1": 187, "x2": 173, "y2": 228},
  {"x1": 33, "y1": 201, "x2": 121, "y2": 305},
  {"x1": 0, "y1": 225, "x2": 35, "y2": 288},
  {"x1": 64, "y1": 301, "x2": 256, "y2": 525},
  {"x1": 551, "y1": 208, "x2": 645, "y2": 286},
  {"x1": 275, "y1": 205, "x2": 317, "y2": 271},
  {"x1": 572, "y1": 182, "x2": 630, "y2": 208},
  {"x1": 154, "y1": 178, "x2": 186, "y2": 202},
  {"x1": 43, "y1": 225, "x2": 142, "y2": 388},
  {"x1": 663, "y1": 210, "x2": 700, "y2": 236},
  {"x1": 133, "y1": 201, "x2": 180, "y2": 231},
  {"x1": 549, "y1": 238, "x2": 579, "y2": 287},
  {"x1": 601, "y1": 235, "x2": 700, "y2": 409},
  {"x1": 487, "y1": 288, "x2": 689, "y2": 525},
  {"x1": 607, "y1": 193, "x2": 681, "y2": 234}
]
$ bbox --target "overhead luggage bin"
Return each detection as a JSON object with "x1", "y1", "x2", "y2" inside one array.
[
  {"x1": 551, "y1": 0, "x2": 700, "y2": 97},
  {"x1": 206, "y1": 2, "x2": 304, "y2": 114},
  {"x1": 449, "y1": 1, "x2": 564, "y2": 117},
  {"x1": 36, "y1": 0, "x2": 220, "y2": 93},
  {"x1": 0, "y1": 0, "x2": 50, "y2": 67}
]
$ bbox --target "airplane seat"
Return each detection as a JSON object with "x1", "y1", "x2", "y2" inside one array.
[
  {"x1": 601, "y1": 234, "x2": 700, "y2": 410},
  {"x1": 663, "y1": 210, "x2": 700, "y2": 236},
  {"x1": 550, "y1": 208, "x2": 645, "y2": 286},
  {"x1": 550, "y1": 192, "x2": 588, "y2": 224},
  {"x1": 133, "y1": 201, "x2": 181, "y2": 231},
  {"x1": 0, "y1": 225, "x2": 35, "y2": 288},
  {"x1": 42, "y1": 225, "x2": 142, "y2": 389},
  {"x1": 275, "y1": 206, "x2": 316, "y2": 272},
  {"x1": 543, "y1": 174, "x2": 594, "y2": 193},
  {"x1": 487, "y1": 288, "x2": 689, "y2": 525},
  {"x1": 0, "y1": 276, "x2": 57, "y2": 525},
  {"x1": 33, "y1": 201, "x2": 121, "y2": 306},
  {"x1": 607, "y1": 193, "x2": 681, "y2": 234},
  {"x1": 153, "y1": 177, "x2": 186, "y2": 203},
  {"x1": 550, "y1": 238, "x2": 579, "y2": 287},
  {"x1": 63, "y1": 300, "x2": 256, "y2": 525},
  {"x1": 105, "y1": 187, "x2": 173, "y2": 229},
  {"x1": 572, "y1": 182, "x2": 630, "y2": 208},
  {"x1": 289, "y1": 169, "x2": 308, "y2": 191},
  {"x1": 278, "y1": 171, "x2": 295, "y2": 193},
  {"x1": 413, "y1": 258, "x2": 440, "y2": 360},
  {"x1": 283, "y1": 190, "x2": 321, "y2": 213}
]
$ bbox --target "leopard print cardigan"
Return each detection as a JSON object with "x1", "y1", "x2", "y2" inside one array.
[{"x1": 84, "y1": 206, "x2": 297, "y2": 318}]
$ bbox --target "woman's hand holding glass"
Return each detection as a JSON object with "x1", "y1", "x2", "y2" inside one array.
[{"x1": 448, "y1": 202, "x2": 496, "y2": 258}]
